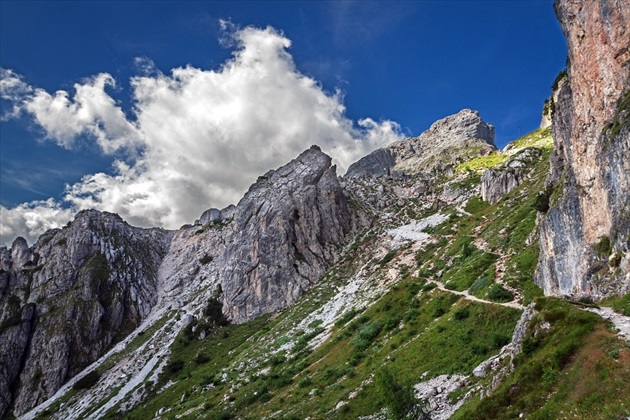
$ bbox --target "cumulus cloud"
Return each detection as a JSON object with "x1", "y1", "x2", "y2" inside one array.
[
  {"x1": 0, "y1": 24, "x2": 402, "y2": 246},
  {"x1": 0, "y1": 200, "x2": 75, "y2": 246}
]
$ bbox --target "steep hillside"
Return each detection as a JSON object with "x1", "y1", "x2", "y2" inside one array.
[
  {"x1": 0, "y1": 146, "x2": 360, "y2": 418},
  {"x1": 16, "y1": 124, "x2": 629, "y2": 419}
]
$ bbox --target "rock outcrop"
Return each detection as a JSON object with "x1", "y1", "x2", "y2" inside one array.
[
  {"x1": 345, "y1": 109, "x2": 495, "y2": 178},
  {"x1": 481, "y1": 148, "x2": 543, "y2": 204},
  {"x1": 194, "y1": 205, "x2": 236, "y2": 226},
  {"x1": 481, "y1": 168, "x2": 521, "y2": 205},
  {"x1": 217, "y1": 146, "x2": 355, "y2": 323},
  {"x1": 0, "y1": 211, "x2": 171, "y2": 417},
  {"x1": 536, "y1": 0, "x2": 630, "y2": 297},
  {"x1": 540, "y1": 71, "x2": 567, "y2": 129},
  {"x1": 156, "y1": 146, "x2": 357, "y2": 325},
  {"x1": 345, "y1": 148, "x2": 396, "y2": 179}
]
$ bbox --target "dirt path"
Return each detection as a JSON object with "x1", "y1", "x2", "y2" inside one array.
[
  {"x1": 471, "y1": 236, "x2": 523, "y2": 303},
  {"x1": 583, "y1": 306, "x2": 630, "y2": 343},
  {"x1": 431, "y1": 280, "x2": 524, "y2": 310}
]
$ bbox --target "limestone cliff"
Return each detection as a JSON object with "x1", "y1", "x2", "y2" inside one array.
[
  {"x1": 345, "y1": 109, "x2": 495, "y2": 178},
  {"x1": 158, "y1": 146, "x2": 357, "y2": 325},
  {"x1": 0, "y1": 211, "x2": 172, "y2": 417},
  {"x1": 536, "y1": 0, "x2": 630, "y2": 297}
]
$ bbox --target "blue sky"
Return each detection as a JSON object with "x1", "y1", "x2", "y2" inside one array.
[{"x1": 0, "y1": 1, "x2": 567, "y2": 245}]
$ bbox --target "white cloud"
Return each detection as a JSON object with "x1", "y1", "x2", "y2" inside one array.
[
  {"x1": 0, "y1": 69, "x2": 33, "y2": 119},
  {"x1": 0, "y1": 200, "x2": 74, "y2": 246},
  {"x1": 0, "y1": 25, "x2": 402, "y2": 247}
]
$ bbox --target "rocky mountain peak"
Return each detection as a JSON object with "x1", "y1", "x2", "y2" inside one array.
[
  {"x1": 345, "y1": 109, "x2": 495, "y2": 178},
  {"x1": 419, "y1": 108, "x2": 495, "y2": 148},
  {"x1": 0, "y1": 209, "x2": 173, "y2": 416}
]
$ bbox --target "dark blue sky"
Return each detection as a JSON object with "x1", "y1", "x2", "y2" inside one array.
[{"x1": 1, "y1": 0, "x2": 566, "y2": 210}]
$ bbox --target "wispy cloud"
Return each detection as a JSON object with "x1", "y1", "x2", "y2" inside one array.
[
  {"x1": 0, "y1": 24, "x2": 402, "y2": 246},
  {"x1": 327, "y1": 1, "x2": 418, "y2": 48}
]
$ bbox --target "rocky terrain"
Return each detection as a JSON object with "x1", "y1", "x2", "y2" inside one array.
[
  {"x1": 536, "y1": 0, "x2": 630, "y2": 298},
  {"x1": 0, "y1": 1, "x2": 628, "y2": 418},
  {"x1": 345, "y1": 109, "x2": 495, "y2": 178},
  {"x1": 0, "y1": 211, "x2": 172, "y2": 416}
]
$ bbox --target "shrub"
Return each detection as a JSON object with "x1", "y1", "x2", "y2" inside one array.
[
  {"x1": 298, "y1": 377, "x2": 313, "y2": 388},
  {"x1": 454, "y1": 307, "x2": 470, "y2": 320},
  {"x1": 380, "y1": 250, "x2": 397, "y2": 266},
  {"x1": 204, "y1": 297, "x2": 229, "y2": 327},
  {"x1": 335, "y1": 307, "x2": 359, "y2": 327},
  {"x1": 195, "y1": 353, "x2": 210, "y2": 364},
  {"x1": 522, "y1": 337, "x2": 538, "y2": 355},
  {"x1": 432, "y1": 307, "x2": 446, "y2": 318},
  {"x1": 268, "y1": 354, "x2": 286, "y2": 366},
  {"x1": 167, "y1": 359, "x2": 185, "y2": 374},
  {"x1": 422, "y1": 283, "x2": 437, "y2": 292},
  {"x1": 471, "y1": 343, "x2": 489, "y2": 355},
  {"x1": 487, "y1": 284, "x2": 514, "y2": 302},
  {"x1": 375, "y1": 368, "x2": 417, "y2": 419},
  {"x1": 594, "y1": 236, "x2": 612, "y2": 256},
  {"x1": 200, "y1": 254, "x2": 214, "y2": 264},
  {"x1": 543, "y1": 307, "x2": 567, "y2": 322},
  {"x1": 492, "y1": 333, "x2": 511, "y2": 348},
  {"x1": 74, "y1": 371, "x2": 101, "y2": 390},
  {"x1": 460, "y1": 241, "x2": 474, "y2": 260}
]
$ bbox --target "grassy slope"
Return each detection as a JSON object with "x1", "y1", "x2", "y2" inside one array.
[{"x1": 85, "y1": 127, "x2": 629, "y2": 419}]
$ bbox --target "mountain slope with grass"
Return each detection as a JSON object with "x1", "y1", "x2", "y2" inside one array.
[
  {"x1": 18, "y1": 123, "x2": 629, "y2": 420},
  {"x1": 2, "y1": 0, "x2": 629, "y2": 417}
]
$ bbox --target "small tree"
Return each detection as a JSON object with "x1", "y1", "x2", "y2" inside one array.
[{"x1": 375, "y1": 368, "x2": 420, "y2": 419}]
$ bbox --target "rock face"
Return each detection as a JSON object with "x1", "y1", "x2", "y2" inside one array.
[
  {"x1": 218, "y1": 146, "x2": 354, "y2": 323},
  {"x1": 0, "y1": 211, "x2": 171, "y2": 417},
  {"x1": 481, "y1": 168, "x2": 521, "y2": 205},
  {"x1": 536, "y1": 0, "x2": 630, "y2": 297},
  {"x1": 345, "y1": 109, "x2": 495, "y2": 178},
  {"x1": 345, "y1": 148, "x2": 396, "y2": 179},
  {"x1": 156, "y1": 146, "x2": 357, "y2": 326},
  {"x1": 540, "y1": 72, "x2": 567, "y2": 129},
  {"x1": 194, "y1": 205, "x2": 236, "y2": 226},
  {"x1": 481, "y1": 148, "x2": 543, "y2": 204}
]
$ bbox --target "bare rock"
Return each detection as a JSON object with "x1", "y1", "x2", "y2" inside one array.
[
  {"x1": 481, "y1": 168, "x2": 521, "y2": 204},
  {"x1": 218, "y1": 146, "x2": 354, "y2": 323},
  {"x1": 345, "y1": 148, "x2": 396, "y2": 179},
  {"x1": 345, "y1": 109, "x2": 495, "y2": 179},
  {"x1": 536, "y1": 0, "x2": 630, "y2": 297},
  {"x1": 0, "y1": 210, "x2": 172, "y2": 417}
]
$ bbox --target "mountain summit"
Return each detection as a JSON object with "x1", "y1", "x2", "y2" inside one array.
[{"x1": 345, "y1": 109, "x2": 495, "y2": 178}]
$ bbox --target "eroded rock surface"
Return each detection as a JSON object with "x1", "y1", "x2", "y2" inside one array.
[
  {"x1": 156, "y1": 146, "x2": 358, "y2": 326},
  {"x1": 0, "y1": 211, "x2": 172, "y2": 417},
  {"x1": 537, "y1": 0, "x2": 630, "y2": 297},
  {"x1": 217, "y1": 146, "x2": 355, "y2": 323},
  {"x1": 481, "y1": 148, "x2": 542, "y2": 204},
  {"x1": 345, "y1": 109, "x2": 495, "y2": 178}
]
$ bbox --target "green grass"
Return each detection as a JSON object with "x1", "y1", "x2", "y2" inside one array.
[
  {"x1": 66, "y1": 127, "x2": 627, "y2": 419},
  {"x1": 454, "y1": 127, "x2": 552, "y2": 174},
  {"x1": 600, "y1": 293, "x2": 630, "y2": 316},
  {"x1": 456, "y1": 152, "x2": 508, "y2": 173},
  {"x1": 442, "y1": 250, "x2": 498, "y2": 292},
  {"x1": 453, "y1": 297, "x2": 630, "y2": 419}
]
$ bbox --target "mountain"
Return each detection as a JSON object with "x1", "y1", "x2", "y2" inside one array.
[
  {"x1": 345, "y1": 109, "x2": 496, "y2": 179},
  {"x1": 0, "y1": 0, "x2": 628, "y2": 418}
]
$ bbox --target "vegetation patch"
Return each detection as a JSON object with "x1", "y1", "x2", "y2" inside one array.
[{"x1": 454, "y1": 297, "x2": 630, "y2": 419}]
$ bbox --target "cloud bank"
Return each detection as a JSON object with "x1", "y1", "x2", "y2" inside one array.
[{"x1": 0, "y1": 25, "x2": 402, "y2": 246}]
